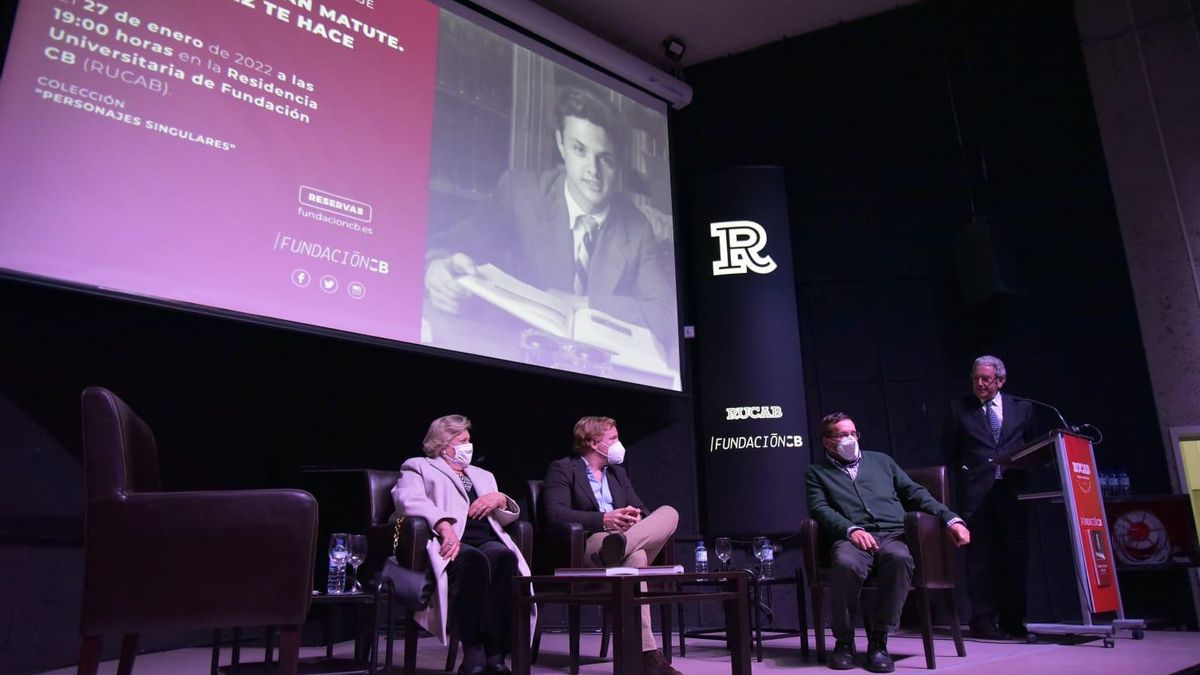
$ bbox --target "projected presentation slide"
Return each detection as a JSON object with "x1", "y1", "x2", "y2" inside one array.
[{"x1": 0, "y1": 0, "x2": 679, "y2": 389}]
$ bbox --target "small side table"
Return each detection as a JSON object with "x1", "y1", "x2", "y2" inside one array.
[
  {"x1": 211, "y1": 581, "x2": 394, "y2": 675},
  {"x1": 675, "y1": 570, "x2": 808, "y2": 662}
]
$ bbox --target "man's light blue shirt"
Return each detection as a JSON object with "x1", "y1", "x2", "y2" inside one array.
[{"x1": 580, "y1": 456, "x2": 614, "y2": 513}]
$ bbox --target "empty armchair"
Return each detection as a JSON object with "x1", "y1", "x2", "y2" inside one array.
[{"x1": 76, "y1": 387, "x2": 318, "y2": 675}]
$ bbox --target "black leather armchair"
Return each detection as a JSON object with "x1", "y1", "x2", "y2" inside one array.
[
  {"x1": 800, "y1": 465, "x2": 965, "y2": 669},
  {"x1": 363, "y1": 468, "x2": 402, "y2": 583},
  {"x1": 77, "y1": 387, "x2": 318, "y2": 675}
]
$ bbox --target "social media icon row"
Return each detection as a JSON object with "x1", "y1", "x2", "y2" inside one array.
[{"x1": 291, "y1": 269, "x2": 365, "y2": 299}]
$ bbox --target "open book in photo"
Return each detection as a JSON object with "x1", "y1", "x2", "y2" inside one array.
[
  {"x1": 456, "y1": 264, "x2": 675, "y2": 377},
  {"x1": 554, "y1": 565, "x2": 685, "y2": 577}
]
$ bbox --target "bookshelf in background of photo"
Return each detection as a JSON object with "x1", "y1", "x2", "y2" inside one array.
[{"x1": 428, "y1": 11, "x2": 516, "y2": 231}]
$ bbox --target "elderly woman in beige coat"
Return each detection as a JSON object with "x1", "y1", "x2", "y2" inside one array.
[{"x1": 392, "y1": 414, "x2": 532, "y2": 675}]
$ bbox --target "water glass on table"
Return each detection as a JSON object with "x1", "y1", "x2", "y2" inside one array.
[
  {"x1": 347, "y1": 534, "x2": 368, "y2": 593},
  {"x1": 753, "y1": 536, "x2": 774, "y2": 580},
  {"x1": 715, "y1": 536, "x2": 733, "y2": 571}
]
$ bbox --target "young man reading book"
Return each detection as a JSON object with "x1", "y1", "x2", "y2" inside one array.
[
  {"x1": 423, "y1": 86, "x2": 675, "y2": 356},
  {"x1": 541, "y1": 416, "x2": 681, "y2": 675}
]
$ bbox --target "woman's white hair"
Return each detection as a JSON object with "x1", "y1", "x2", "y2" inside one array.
[
  {"x1": 972, "y1": 355, "x2": 1007, "y2": 379},
  {"x1": 421, "y1": 414, "x2": 471, "y2": 458}
]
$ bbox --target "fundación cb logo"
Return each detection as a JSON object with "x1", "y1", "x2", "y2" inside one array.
[{"x1": 711, "y1": 221, "x2": 777, "y2": 276}]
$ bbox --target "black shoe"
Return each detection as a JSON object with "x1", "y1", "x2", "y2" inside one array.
[
  {"x1": 484, "y1": 664, "x2": 511, "y2": 675},
  {"x1": 598, "y1": 532, "x2": 627, "y2": 567},
  {"x1": 970, "y1": 621, "x2": 1012, "y2": 641},
  {"x1": 865, "y1": 633, "x2": 894, "y2": 673},
  {"x1": 828, "y1": 638, "x2": 856, "y2": 670},
  {"x1": 456, "y1": 666, "x2": 485, "y2": 675}
]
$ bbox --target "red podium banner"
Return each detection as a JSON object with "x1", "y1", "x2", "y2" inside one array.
[
  {"x1": 1063, "y1": 434, "x2": 1120, "y2": 613},
  {"x1": 1002, "y1": 430, "x2": 1143, "y2": 641}
]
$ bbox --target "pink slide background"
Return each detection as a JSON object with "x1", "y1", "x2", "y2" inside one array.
[{"x1": 0, "y1": 0, "x2": 440, "y2": 342}]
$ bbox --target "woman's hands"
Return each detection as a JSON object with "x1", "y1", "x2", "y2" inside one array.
[
  {"x1": 435, "y1": 519, "x2": 460, "y2": 561},
  {"x1": 468, "y1": 492, "x2": 509, "y2": 520},
  {"x1": 435, "y1": 491, "x2": 512, "y2": 561}
]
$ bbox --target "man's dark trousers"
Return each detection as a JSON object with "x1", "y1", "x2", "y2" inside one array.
[
  {"x1": 829, "y1": 530, "x2": 914, "y2": 640},
  {"x1": 965, "y1": 478, "x2": 1028, "y2": 632}
]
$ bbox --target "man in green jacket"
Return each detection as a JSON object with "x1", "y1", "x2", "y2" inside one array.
[{"x1": 806, "y1": 412, "x2": 971, "y2": 673}]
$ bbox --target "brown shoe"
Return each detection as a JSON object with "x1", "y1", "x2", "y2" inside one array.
[{"x1": 642, "y1": 648, "x2": 682, "y2": 675}]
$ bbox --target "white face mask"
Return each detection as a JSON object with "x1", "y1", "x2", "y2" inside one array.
[
  {"x1": 598, "y1": 439, "x2": 626, "y2": 465},
  {"x1": 445, "y1": 442, "x2": 473, "y2": 469},
  {"x1": 830, "y1": 437, "x2": 860, "y2": 463}
]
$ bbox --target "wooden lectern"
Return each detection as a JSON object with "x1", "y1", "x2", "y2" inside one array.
[{"x1": 997, "y1": 429, "x2": 1145, "y2": 646}]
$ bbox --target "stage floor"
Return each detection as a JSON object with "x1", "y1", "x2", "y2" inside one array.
[{"x1": 40, "y1": 628, "x2": 1200, "y2": 674}]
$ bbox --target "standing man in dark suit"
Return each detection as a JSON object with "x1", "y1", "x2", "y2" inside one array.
[
  {"x1": 945, "y1": 355, "x2": 1039, "y2": 640},
  {"x1": 423, "y1": 85, "x2": 676, "y2": 352},
  {"x1": 807, "y1": 412, "x2": 970, "y2": 672},
  {"x1": 542, "y1": 416, "x2": 680, "y2": 675}
]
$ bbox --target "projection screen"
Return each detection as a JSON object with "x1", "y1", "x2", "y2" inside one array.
[{"x1": 0, "y1": 0, "x2": 680, "y2": 389}]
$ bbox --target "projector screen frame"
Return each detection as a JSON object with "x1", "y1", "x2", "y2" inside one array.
[{"x1": 451, "y1": 0, "x2": 692, "y2": 109}]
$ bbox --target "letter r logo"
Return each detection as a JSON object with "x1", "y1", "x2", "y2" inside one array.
[{"x1": 711, "y1": 221, "x2": 777, "y2": 275}]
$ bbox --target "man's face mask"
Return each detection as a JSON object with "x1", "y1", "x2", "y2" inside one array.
[
  {"x1": 830, "y1": 436, "x2": 860, "y2": 463},
  {"x1": 598, "y1": 439, "x2": 626, "y2": 465}
]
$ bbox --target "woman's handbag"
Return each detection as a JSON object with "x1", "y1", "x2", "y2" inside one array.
[
  {"x1": 377, "y1": 556, "x2": 435, "y2": 609},
  {"x1": 376, "y1": 515, "x2": 435, "y2": 609}
]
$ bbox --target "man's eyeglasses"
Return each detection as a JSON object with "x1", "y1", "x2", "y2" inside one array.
[
  {"x1": 826, "y1": 431, "x2": 860, "y2": 440},
  {"x1": 971, "y1": 376, "x2": 998, "y2": 385}
]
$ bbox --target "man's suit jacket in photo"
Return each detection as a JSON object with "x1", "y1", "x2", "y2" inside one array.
[
  {"x1": 540, "y1": 455, "x2": 648, "y2": 534},
  {"x1": 427, "y1": 168, "x2": 675, "y2": 349}
]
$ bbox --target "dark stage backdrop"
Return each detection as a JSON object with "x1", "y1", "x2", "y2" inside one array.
[
  {"x1": 0, "y1": 277, "x2": 698, "y2": 672},
  {"x1": 675, "y1": 0, "x2": 1179, "y2": 627},
  {"x1": 686, "y1": 167, "x2": 810, "y2": 536}
]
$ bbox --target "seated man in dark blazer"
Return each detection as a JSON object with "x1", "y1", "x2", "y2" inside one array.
[
  {"x1": 806, "y1": 412, "x2": 971, "y2": 673},
  {"x1": 542, "y1": 415, "x2": 680, "y2": 675}
]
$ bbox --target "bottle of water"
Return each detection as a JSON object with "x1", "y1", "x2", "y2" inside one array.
[
  {"x1": 1119, "y1": 470, "x2": 1131, "y2": 497},
  {"x1": 1099, "y1": 471, "x2": 1112, "y2": 497},
  {"x1": 694, "y1": 540, "x2": 709, "y2": 573},
  {"x1": 327, "y1": 538, "x2": 349, "y2": 594}
]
